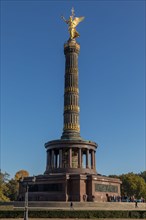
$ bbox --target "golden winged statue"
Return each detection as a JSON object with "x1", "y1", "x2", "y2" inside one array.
[{"x1": 61, "y1": 8, "x2": 85, "y2": 40}]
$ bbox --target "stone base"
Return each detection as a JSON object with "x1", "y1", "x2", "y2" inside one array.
[{"x1": 19, "y1": 173, "x2": 121, "y2": 202}]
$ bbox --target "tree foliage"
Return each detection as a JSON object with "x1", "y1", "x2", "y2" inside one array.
[
  {"x1": 0, "y1": 172, "x2": 10, "y2": 201},
  {"x1": 5, "y1": 179, "x2": 19, "y2": 201},
  {"x1": 120, "y1": 172, "x2": 146, "y2": 199},
  {"x1": 109, "y1": 171, "x2": 146, "y2": 200},
  {"x1": 139, "y1": 171, "x2": 146, "y2": 182},
  {"x1": 15, "y1": 170, "x2": 29, "y2": 181},
  {"x1": 0, "y1": 170, "x2": 29, "y2": 201}
]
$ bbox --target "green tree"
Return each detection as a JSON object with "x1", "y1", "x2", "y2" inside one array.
[
  {"x1": 120, "y1": 172, "x2": 146, "y2": 199},
  {"x1": 5, "y1": 179, "x2": 19, "y2": 201},
  {"x1": 0, "y1": 170, "x2": 29, "y2": 201},
  {"x1": 0, "y1": 171, "x2": 10, "y2": 201},
  {"x1": 108, "y1": 174, "x2": 119, "y2": 178},
  {"x1": 6, "y1": 170, "x2": 29, "y2": 201},
  {"x1": 139, "y1": 171, "x2": 146, "y2": 182}
]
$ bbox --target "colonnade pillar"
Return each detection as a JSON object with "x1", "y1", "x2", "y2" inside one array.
[
  {"x1": 91, "y1": 150, "x2": 94, "y2": 169},
  {"x1": 94, "y1": 150, "x2": 96, "y2": 169},
  {"x1": 46, "y1": 148, "x2": 96, "y2": 171},
  {"x1": 86, "y1": 149, "x2": 89, "y2": 168},
  {"x1": 69, "y1": 148, "x2": 72, "y2": 168},
  {"x1": 51, "y1": 150, "x2": 54, "y2": 168},
  {"x1": 78, "y1": 148, "x2": 82, "y2": 168},
  {"x1": 59, "y1": 149, "x2": 62, "y2": 168}
]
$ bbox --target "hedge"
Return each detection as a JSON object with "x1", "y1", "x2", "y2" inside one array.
[{"x1": 0, "y1": 210, "x2": 146, "y2": 219}]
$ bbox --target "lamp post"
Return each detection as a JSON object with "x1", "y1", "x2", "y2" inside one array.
[
  {"x1": 20, "y1": 176, "x2": 36, "y2": 220},
  {"x1": 24, "y1": 183, "x2": 29, "y2": 220}
]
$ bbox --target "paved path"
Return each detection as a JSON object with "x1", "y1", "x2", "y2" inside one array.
[
  {"x1": 13, "y1": 206, "x2": 146, "y2": 211},
  {"x1": 0, "y1": 219, "x2": 142, "y2": 220}
]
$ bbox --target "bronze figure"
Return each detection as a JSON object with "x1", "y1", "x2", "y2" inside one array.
[{"x1": 61, "y1": 8, "x2": 84, "y2": 40}]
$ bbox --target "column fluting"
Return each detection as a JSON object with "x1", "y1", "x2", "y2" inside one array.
[{"x1": 61, "y1": 39, "x2": 81, "y2": 139}]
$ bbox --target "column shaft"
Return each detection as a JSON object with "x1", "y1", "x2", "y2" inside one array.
[
  {"x1": 48, "y1": 150, "x2": 51, "y2": 169},
  {"x1": 61, "y1": 40, "x2": 81, "y2": 139},
  {"x1": 94, "y1": 151, "x2": 96, "y2": 169},
  {"x1": 78, "y1": 148, "x2": 82, "y2": 168},
  {"x1": 59, "y1": 149, "x2": 62, "y2": 168},
  {"x1": 51, "y1": 150, "x2": 54, "y2": 168},
  {"x1": 86, "y1": 149, "x2": 89, "y2": 168},
  {"x1": 91, "y1": 150, "x2": 94, "y2": 169},
  {"x1": 69, "y1": 148, "x2": 72, "y2": 168}
]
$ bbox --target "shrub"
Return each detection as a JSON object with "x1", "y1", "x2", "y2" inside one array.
[{"x1": 0, "y1": 210, "x2": 146, "y2": 218}]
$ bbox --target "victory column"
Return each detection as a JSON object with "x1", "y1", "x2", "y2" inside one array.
[{"x1": 19, "y1": 8, "x2": 121, "y2": 202}]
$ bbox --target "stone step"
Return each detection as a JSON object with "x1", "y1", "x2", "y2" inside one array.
[{"x1": 14, "y1": 201, "x2": 146, "y2": 210}]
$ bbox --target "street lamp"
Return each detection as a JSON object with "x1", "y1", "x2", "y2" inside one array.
[
  {"x1": 24, "y1": 183, "x2": 29, "y2": 220},
  {"x1": 20, "y1": 176, "x2": 36, "y2": 220}
]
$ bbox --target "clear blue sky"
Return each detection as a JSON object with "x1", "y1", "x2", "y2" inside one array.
[{"x1": 1, "y1": 0, "x2": 145, "y2": 178}]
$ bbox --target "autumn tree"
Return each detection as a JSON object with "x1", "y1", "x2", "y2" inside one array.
[
  {"x1": 14, "y1": 170, "x2": 29, "y2": 181},
  {"x1": 0, "y1": 170, "x2": 29, "y2": 201},
  {"x1": 5, "y1": 170, "x2": 30, "y2": 201}
]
